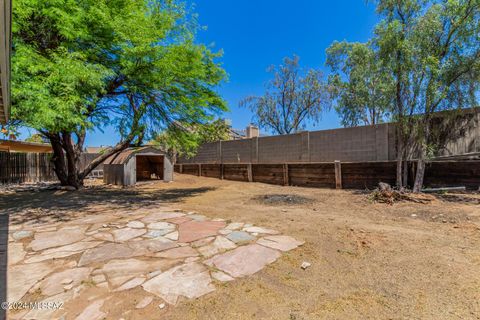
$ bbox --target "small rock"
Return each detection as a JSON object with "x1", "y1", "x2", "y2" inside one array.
[
  {"x1": 159, "y1": 303, "x2": 166, "y2": 309},
  {"x1": 63, "y1": 284, "x2": 73, "y2": 290},
  {"x1": 61, "y1": 278, "x2": 73, "y2": 285},
  {"x1": 411, "y1": 214, "x2": 417, "y2": 217},
  {"x1": 301, "y1": 261, "x2": 311, "y2": 270}
]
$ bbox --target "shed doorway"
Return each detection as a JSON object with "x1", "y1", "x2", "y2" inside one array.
[{"x1": 136, "y1": 155, "x2": 164, "y2": 181}]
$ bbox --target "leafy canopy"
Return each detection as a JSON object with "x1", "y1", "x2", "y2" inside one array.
[
  {"x1": 153, "y1": 119, "x2": 231, "y2": 157},
  {"x1": 326, "y1": 41, "x2": 394, "y2": 127},
  {"x1": 12, "y1": 0, "x2": 227, "y2": 142}
]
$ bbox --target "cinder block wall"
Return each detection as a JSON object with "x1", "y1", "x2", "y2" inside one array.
[{"x1": 177, "y1": 112, "x2": 479, "y2": 164}]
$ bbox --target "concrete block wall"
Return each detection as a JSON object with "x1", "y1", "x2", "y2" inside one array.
[{"x1": 177, "y1": 112, "x2": 480, "y2": 164}]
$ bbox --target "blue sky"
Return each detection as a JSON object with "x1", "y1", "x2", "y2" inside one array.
[{"x1": 20, "y1": 0, "x2": 380, "y2": 146}]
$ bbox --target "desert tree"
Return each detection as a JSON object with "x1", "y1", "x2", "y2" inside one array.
[
  {"x1": 240, "y1": 56, "x2": 329, "y2": 135},
  {"x1": 374, "y1": 0, "x2": 480, "y2": 191},
  {"x1": 326, "y1": 41, "x2": 394, "y2": 127},
  {"x1": 11, "y1": 0, "x2": 227, "y2": 188}
]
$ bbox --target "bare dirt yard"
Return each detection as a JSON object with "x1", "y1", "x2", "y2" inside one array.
[{"x1": 2, "y1": 174, "x2": 480, "y2": 319}]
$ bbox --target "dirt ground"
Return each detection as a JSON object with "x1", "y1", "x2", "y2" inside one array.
[{"x1": 2, "y1": 174, "x2": 480, "y2": 319}]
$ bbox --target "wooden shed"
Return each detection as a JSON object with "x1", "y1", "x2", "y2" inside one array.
[{"x1": 103, "y1": 147, "x2": 173, "y2": 186}]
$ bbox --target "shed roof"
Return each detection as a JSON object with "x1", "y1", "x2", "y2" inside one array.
[{"x1": 104, "y1": 147, "x2": 165, "y2": 165}]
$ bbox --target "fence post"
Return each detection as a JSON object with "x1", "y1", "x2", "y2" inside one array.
[
  {"x1": 179, "y1": 164, "x2": 183, "y2": 174},
  {"x1": 220, "y1": 164, "x2": 224, "y2": 180},
  {"x1": 334, "y1": 160, "x2": 342, "y2": 189},
  {"x1": 198, "y1": 164, "x2": 202, "y2": 177},
  {"x1": 283, "y1": 163, "x2": 289, "y2": 186},
  {"x1": 247, "y1": 164, "x2": 253, "y2": 182}
]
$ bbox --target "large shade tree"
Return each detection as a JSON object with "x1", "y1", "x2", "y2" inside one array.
[
  {"x1": 12, "y1": 0, "x2": 226, "y2": 188},
  {"x1": 240, "y1": 56, "x2": 329, "y2": 135}
]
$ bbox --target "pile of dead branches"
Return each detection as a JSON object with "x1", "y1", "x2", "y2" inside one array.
[{"x1": 368, "y1": 183, "x2": 432, "y2": 205}]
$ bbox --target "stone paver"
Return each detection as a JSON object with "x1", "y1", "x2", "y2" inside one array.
[
  {"x1": 112, "y1": 228, "x2": 146, "y2": 242},
  {"x1": 226, "y1": 231, "x2": 256, "y2": 244},
  {"x1": 142, "y1": 262, "x2": 215, "y2": 305},
  {"x1": 205, "y1": 244, "x2": 281, "y2": 277},
  {"x1": 75, "y1": 299, "x2": 106, "y2": 320},
  {"x1": 114, "y1": 276, "x2": 146, "y2": 291},
  {"x1": 37, "y1": 267, "x2": 91, "y2": 296},
  {"x1": 197, "y1": 236, "x2": 236, "y2": 257},
  {"x1": 243, "y1": 226, "x2": 279, "y2": 235},
  {"x1": 257, "y1": 235, "x2": 305, "y2": 252},
  {"x1": 178, "y1": 220, "x2": 226, "y2": 243},
  {"x1": 78, "y1": 243, "x2": 137, "y2": 266},
  {"x1": 8, "y1": 262, "x2": 55, "y2": 301},
  {"x1": 135, "y1": 296, "x2": 154, "y2": 309},
  {"x1": 155, "y1": 246, "x2": 198, "y2": 259},
  {"x1": 7, "y1": 205, "x2": 303, "y2": 318},
  {"x1": 29, "y1": 227, "x2": 87, "y2": 251}
]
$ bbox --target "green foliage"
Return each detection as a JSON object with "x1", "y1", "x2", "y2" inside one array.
[
  {"x1": 12, "y1": 0, "x2": 227, "y2": 141},
  {"x1": 240, "y1": 56, "x2": 329, "y2": 135},
  {"x1": 153, "y1": 119, "x2": 231, "y2": 158},
  {"x1": 25, "y1": 133, "x2": 47, "y2": 143},
  {"x1": 326, "y1": 41, "x2": 394, "y2": 127}
]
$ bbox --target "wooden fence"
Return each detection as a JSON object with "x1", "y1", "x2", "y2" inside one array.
[
  {"x1": 0, "y1": 152, "x2": 57, "y2": 184},
  {"x1": 0, "y1": 152, "x2": 102, "y2": 184},
  {"x1": 174, "y1": 160, "x2": 480, "y2": 190}
]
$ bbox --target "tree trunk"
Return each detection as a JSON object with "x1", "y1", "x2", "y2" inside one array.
[
  {"x1": 396, "y1": 134, "x2": 404, "y2": 188},
  {"x1": 62, "y1": 132, "x2": 83, "y2": 189},
  {"x1": 48, "y1": 133, "x2": 69, "y2": 186},
  {"x1": 413, "y1": 157, "x2": 425, "y2": 193},
  {"x1": 402, "y1": 160, "x2": 408, "y2": 188}
]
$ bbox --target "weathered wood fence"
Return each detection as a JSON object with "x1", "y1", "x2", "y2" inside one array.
[
  {"x1": 0, "y1": 152, "x2": 103, "y2": 184},
  {"x1": 174, "y1": 160, "x2": 480, "y2": 190},
  {"x1": 0, "y1": 152, "x2": 56, "y2": 184}
]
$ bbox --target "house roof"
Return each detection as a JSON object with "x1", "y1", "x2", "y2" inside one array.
[
  {"x1": 0, "y1": 0, "x2": 11, "y2": 124},
  {"x1": 0, "y1": 139, "x2": 52, "y2": 152}
]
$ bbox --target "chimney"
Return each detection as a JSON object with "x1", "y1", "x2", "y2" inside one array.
[{"x1": 246, "y1": 125, "x2": 259, "y2": 138}]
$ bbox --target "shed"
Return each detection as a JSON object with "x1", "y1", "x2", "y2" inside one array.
[{"x1": 103, "y1": 147, "x2": 173, "y2": 186}]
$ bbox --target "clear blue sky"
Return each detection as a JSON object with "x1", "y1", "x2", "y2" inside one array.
[{"x1": 20, "y1": 0, "x2": 380, "y2": 146}]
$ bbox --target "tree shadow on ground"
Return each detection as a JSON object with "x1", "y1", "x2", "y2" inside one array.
[{"x1": 0, "y1": 185, "x2": 216, "y2": 227}]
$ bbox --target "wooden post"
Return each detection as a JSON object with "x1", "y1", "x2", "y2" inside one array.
[
  {"x1": 220, "y1": 163, "x2": 224, "y2": 180},
  {"x1": 247, "y1": 163, "x2": 253, "y2": 182},
  {"x1": 334, "y1": 160, "x2": 342, "y2": 189},
  {"x1": 283, "y1": 163, "x2": 289, "y2": 186},
  {"x1": 198, "y1": 164, "x2": 202, "y2": 176},
  {"x1": 179, "y1": 164, "x2": 183, "y2": 174}
]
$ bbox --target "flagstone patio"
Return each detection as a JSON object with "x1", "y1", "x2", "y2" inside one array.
[{"x1": 7, "y1": 206, "x2": 303, "y2": 319}]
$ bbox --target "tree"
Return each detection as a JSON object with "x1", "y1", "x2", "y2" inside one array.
[
  {"x1": 12, "y1": 0, "x2": 227, "y2": 188},
  {"x1": 240, "y1": 56, "x2": 329, "y2": 135},
  {"x1": 153, "y1": 118, "x2": 231, "y2": 159},
  {"x1": 326, "y1": 41, "x2": 394, "y2": 127},
  {"x1": 25, "y1": 133, "x2": 47, "y2": 143},
  {"x1": 374, "y1": 0, "x2": 480, "y2": 192}
]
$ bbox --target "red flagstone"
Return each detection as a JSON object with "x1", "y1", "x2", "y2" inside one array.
[
  {"x1": 165, "y1": 216, "x2": 193, "y2": 225},
  {"x1": 178, "y1": 220, "x2": 226, "y2": 243}
]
